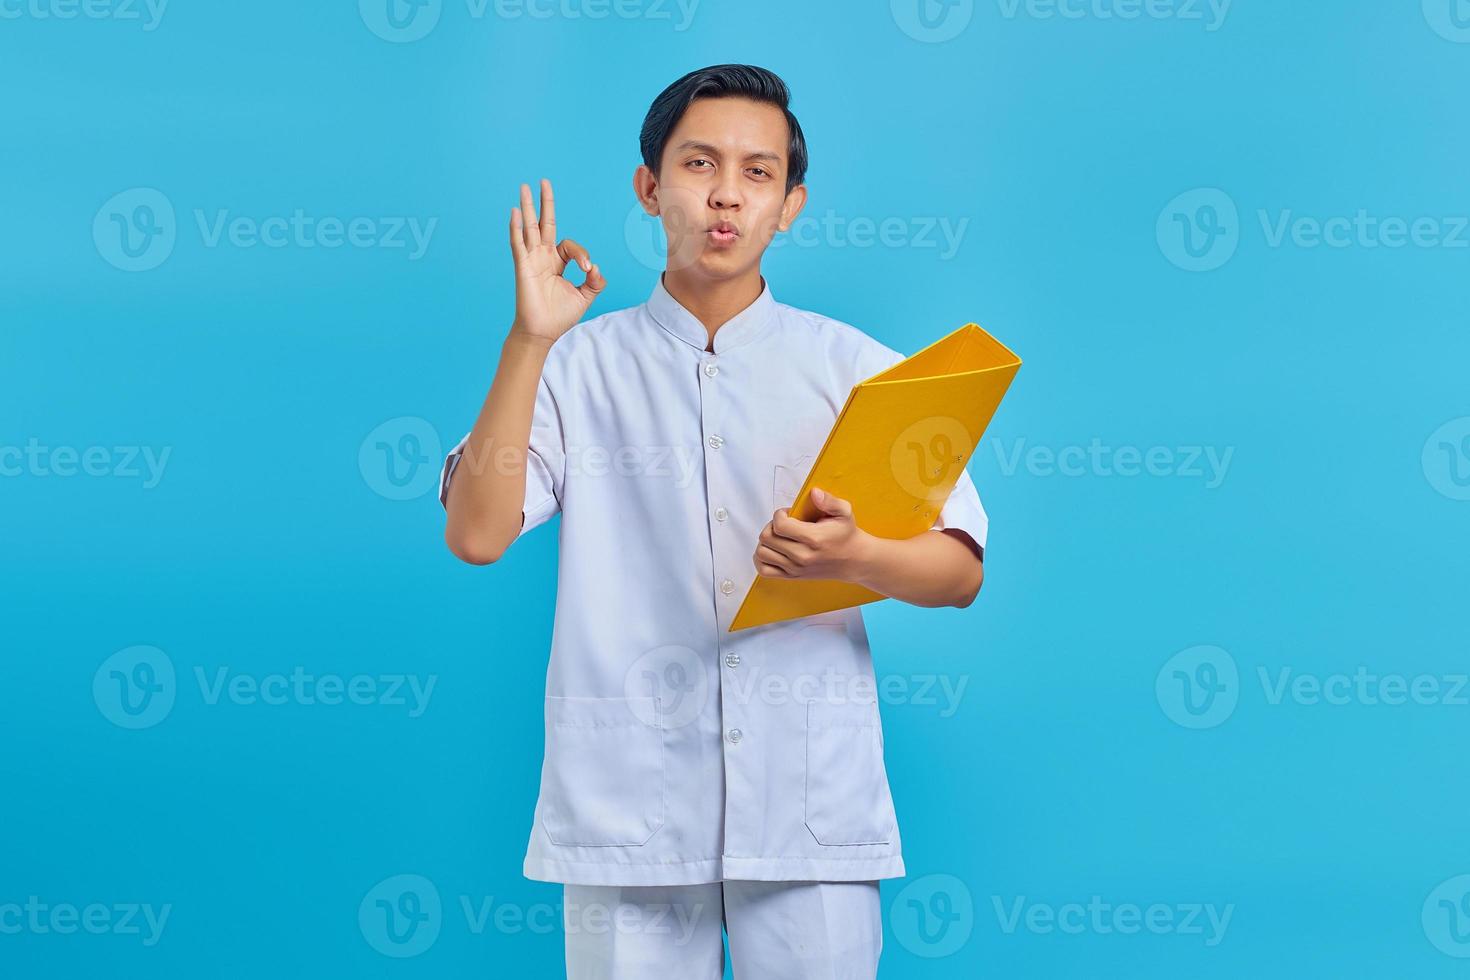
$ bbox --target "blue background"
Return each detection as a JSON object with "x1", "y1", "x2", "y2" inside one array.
[{"x1": 4, "y1": 0, "x2": 1470, "y2": 976}]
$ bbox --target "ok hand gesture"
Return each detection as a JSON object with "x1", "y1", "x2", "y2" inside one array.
[{"x1": 509, "y1": 179, "x2": 606, "y2": 344}]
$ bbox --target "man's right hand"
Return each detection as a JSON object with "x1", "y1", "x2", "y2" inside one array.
[{"x1": 509, "y1": 179, "x2": 606, "y2": 344}]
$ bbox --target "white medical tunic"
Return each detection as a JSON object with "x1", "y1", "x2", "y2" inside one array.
[{"x1": 441, "y1": 276, "x2": 988, "y2": 886}]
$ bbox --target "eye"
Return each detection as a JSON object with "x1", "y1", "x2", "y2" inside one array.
[{"x1": 688, "y1": 158, "x2": 714, "y2": 170}]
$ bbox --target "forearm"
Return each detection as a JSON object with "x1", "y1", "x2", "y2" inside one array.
[
  {"x1": 443, "y1": 331, "x2": 552, "y2": 564},
  {"x1": 849, "y1": 529, "x2": 984, "y2": 608}
]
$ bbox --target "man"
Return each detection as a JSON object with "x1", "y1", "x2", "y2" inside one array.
[{"x1": 442, "y1": 64, "x2": 987, "y2": 979}]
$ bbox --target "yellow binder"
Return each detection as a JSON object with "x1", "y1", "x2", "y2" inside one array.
[{"x1": 728, "y1": 323, "x2": 1022, "y2": 632}]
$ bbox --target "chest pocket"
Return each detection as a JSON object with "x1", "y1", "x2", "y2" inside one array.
[{"x1": 772, "y1": 454, "x2": 816, "y2": 511}]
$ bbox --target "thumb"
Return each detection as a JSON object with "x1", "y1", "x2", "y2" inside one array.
[
  {"x1": 809, "y1": 487, "x2": 853, "y2": 520},
  {"x1": 577, "y1": 263, "x2": 607, "y2": 305}
]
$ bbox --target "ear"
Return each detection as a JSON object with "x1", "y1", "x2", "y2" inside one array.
[
  {"x1": 633, "y1": 165, "x2": 660, "y2": 216},
  {"x1": 776, "y1": 183, "x2": 808, "y2": 233}
]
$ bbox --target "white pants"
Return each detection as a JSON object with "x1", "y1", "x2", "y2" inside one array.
[{"x1": 563, "y1": 880, "x2": 882, "y2": 980}]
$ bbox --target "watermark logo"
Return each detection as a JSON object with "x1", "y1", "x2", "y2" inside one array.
[
  {"x1": 624, "y1": 202, "x2": 971, "y2": 272},
  {"x1": 194, "y1": 667, "x2": 436, "y2": 715},
  {"x1": 0, "y1": 0, "x2": 168, "y2": 30},
  {"x1": 892, "y1": 0, "x2": 974, "y2": 42},
  {"x1": 1258, "y1": 666, "x2": 1468, "y2": 708},
  {"x1": 624, "y1": 645, "x2": 708, "y2": 730},
  {"x1": 892, "y1": 874, "x2": 975, "y2": 957},
  {"x1": 360, "y1": 417, "x2": 443, "y2": 501},
  {"x1": 892, "y1": 416, "x2": 973, "y2": 508},
  {"x1": 995, "y1": 0, "x2": 1230, "y2": 31},
  {"x1": 0, "y1": 899, "x2": 172, "y2": 946},
  {"x1": 1425, "y1": 875, "x2": 1470, "y2": 957},
  {"x1": 1161, "y1": 189, "x2": 1470, "y2": 269},
  {"x1": 1423, "y1": 0, "x2": 1470, "y2": 43},
  {"x1": 625, "y1": 202, "x2": 670, "y2": 272},
  {"x1": 726, "y1": 667, "x2": 971, "y2": 717},
  {"x1": 993, "y1": 895, "x2": 1233, "y2": 945},
  {"x1": 1423, "y1": 417, "x2": 1470, "y2": 501},
  {"x1": 382, "y1": 889, "x2": 711, "y2": 942},
  {"x1": 1156, "y1": 645, "x2": 1238, "y2": 729},
  {"x1": 94, "y1": 190, "x2": 437, "y2": 270},
  {"x1": 992, "y1": 438, "x2": 1233, "y2": 488},
  {"x1": 771, "y1": 210, "x2": 969, "y2": 260},
  {"x1": 0, "y1": 440, "x2": 171, "y2": 488},
  {"x1": 93, "y1": 188, "x2": 176, "y2": 272},
  {"x1": 360, "y1": 0, "x2": 442, "y2": 41},
  {"x1": 1258, "y1": 209, "x2": 1469, "y2": 250},
  {"x1": 1157, "y1": 188, "x2": 1238, "y2": 272},
  {"x1": 93, "y1": 646, "x2": 176, "y2": 730},
  {"x1": 361, "y1": 0, "x2": 697, "y2": 41},
  {"x1": 360, "y1": 874, "x2": 442, "y2": 958},
  {"x1": 192, "y1": 209, "x2": 437, "y2": 257},
  {"x1": 96, "y1": 653, "x2": 435, "y2": 725}
]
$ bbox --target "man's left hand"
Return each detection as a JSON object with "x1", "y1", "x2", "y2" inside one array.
[{"x1": 753, "y1": 487, "x2": 872, "y2": 581}]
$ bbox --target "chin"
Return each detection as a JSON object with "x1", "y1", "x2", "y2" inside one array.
[{"x1": 691, "y1": 250, "x2": 756, "y2": 281}]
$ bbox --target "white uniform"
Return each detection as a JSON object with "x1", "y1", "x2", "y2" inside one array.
[
  {"x1": 562, "y1": 879, "x2": 884, "y2": 980},
  {"x1": 441, "y1": 276, "x2": 986, "y2": 964}
]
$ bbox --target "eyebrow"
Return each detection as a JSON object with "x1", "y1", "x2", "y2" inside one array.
[{"x1": 674, "y1": 140, "x2": 784, "y2": 165}]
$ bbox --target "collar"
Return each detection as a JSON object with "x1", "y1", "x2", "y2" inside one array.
[{"x1": 646, "y1": 274, "x2": 777, "y2": 354}]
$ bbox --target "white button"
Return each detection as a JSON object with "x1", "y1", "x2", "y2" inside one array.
[
  {"x1": 720, "y1": 579, "x2": 734, "y2": 596},
  {"x1": 726, "y1": 728, "x2": 743, "y2": 744},
  {"x1": 724, "y1": 652, "x2": 741, "y2": 668},
  {"x1": 714, "y1": 507, "x2": 728, "y2": 522},
  {"x1": 707, "y1": 434, "x2": 724, "y2": 450},
  {"x1": 703, "y1": 362, "x2": 719, "y2": 378}
]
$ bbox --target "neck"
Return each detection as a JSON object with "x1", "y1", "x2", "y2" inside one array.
[{"x1": 661, "y1": 267, "x2": 764, "y2": 351}]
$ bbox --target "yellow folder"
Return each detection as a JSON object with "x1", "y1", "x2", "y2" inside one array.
[{"x1": 728, "y1": 323, "x2": 1022, "y2": 632}]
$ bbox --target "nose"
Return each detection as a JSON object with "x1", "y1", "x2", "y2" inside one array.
[{"x1": 709, "y1": 170, "x2": 743, "y2": 212}]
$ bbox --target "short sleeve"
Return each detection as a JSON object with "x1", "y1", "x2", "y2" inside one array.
[
  {"x1": 932, "y1": 464, "x2": 987, "y2": 561},
  {"x1": 439, "y1": 374, "x2": 565, "y2": 540}
]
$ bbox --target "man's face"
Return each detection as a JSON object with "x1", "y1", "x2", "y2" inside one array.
[{"x1": 640, "y1": 96, "x2": 805, "y2": 281}]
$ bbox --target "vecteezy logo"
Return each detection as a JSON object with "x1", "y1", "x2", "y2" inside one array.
[
  {"x1": 624, "y1": 644, "x2": 707, "y2": 730},
  {"x1": 891, "y1": 0, "x2": 975, "y2": 43},
  {"x1": 1157, "y1": 188, "x2": 1239, "y2": 272},
  {"x1": 624, "y1": 202, "x2": 669, "y2": 272},
  {"x1": 359, "y1": 0, "x2": 442, "y2": 42},
  {"x1": 93, "y1": 188, "x2": 176, "y2": 272},
  {"x1": 1423, "y1": 417, "x2": 1470, "y2": 501},
  {"x1": 93, "y1": 646, "x2": 176, "y2": 729},
  {"x1": 1156, "y1": 645, "x2": 1239, "y2": 729},
  {"x1": 359, "y1": 874, "x2": 442, "y2": 958},
  {"x1": 359, "y1": 417, "x2": 442, "y2": 501},
  {"x1": 891, "y1": 874, "x2": 975, "y2": 958},
  {"x1": 1423, "y1": 875, "x2": 1470, "y2": 957},
  {"x1": 1423, "y1": 0, "x2": 1470, "y2": 43},
  {"x1": 890, "y1": 416, "x2": 973, "y2": 511}
]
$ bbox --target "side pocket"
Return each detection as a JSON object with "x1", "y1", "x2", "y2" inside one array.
[
  {"x1": 540, "y1": 696, "x2": 665, "y2": 847},
  {"x1": 803, "y1": 698, "x2": 898, "y2": 846}
]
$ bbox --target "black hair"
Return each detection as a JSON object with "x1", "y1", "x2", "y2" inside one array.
[{"x1": 639, "y1": 64, "x2": 808, "y2": 195}]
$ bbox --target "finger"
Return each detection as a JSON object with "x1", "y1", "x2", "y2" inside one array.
[
  {"x1": 756, "y1": 562, "x2": 791, "y2": 578},
  {"x1": 558, "y1": 238, "x2": 592, "y2": 274},
  {"x1": 772, "y1": 509, "x2": 820, "y2": 546},
  {"x1": 539, "y1": 178, "x2": 557, "y2": 245},
  {"x1": 810, "y1": 487, "x2": 853, "y2": 519},
  {"x1": 509, "y1": 208, "x2": 527, "y2": 262},
  {"x1": 519, "y1": 183, "x2": 540, "y2": 250},
  {"x1": 578, "y1": 263, "x2": 606, "y2": 305},
  {"x1": 759, "y1": 531, "x2": 809, "y2": 566},
  {"x1": 754, "y1": 546, "x2": 796, "y2": 575}
]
